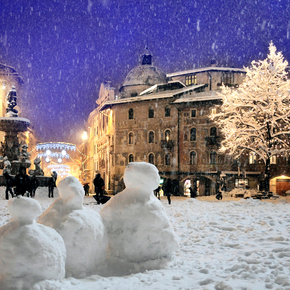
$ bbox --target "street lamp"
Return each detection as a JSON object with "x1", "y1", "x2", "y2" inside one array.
[{"x1": 81, "y1": 131, "x2": 88, "y2": 141}]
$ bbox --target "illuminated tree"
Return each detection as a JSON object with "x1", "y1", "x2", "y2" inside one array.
[{"x1": 211, "y1": 43, "x2": 290, "y2": 191}]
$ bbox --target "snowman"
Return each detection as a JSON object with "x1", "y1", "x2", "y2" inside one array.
[
  {"x1": 0, "y1": 196, "x2": 66, "y2": 289},
  {"x1": 100, "y1": 162, "x2": 178, "y2": 274},
  {"x1": 38, "y1": 176, "x2": 108, "y2": 278}
]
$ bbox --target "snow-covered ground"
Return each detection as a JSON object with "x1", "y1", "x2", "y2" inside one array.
[{"x1": 1, "y1": 187, "x2": 290, "y2": 290}]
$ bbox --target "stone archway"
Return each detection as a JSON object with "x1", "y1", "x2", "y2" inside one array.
[{"x1": 180, "y1": 175, "x2": 217, "y2": 196}]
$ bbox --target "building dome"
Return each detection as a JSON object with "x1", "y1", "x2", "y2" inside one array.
[
  {"x1": 123, "y1": 65, "x2": 166, "y2": 87},
  {"x1": 119, "y1": 47, "x2": 167, "y2": 98}
]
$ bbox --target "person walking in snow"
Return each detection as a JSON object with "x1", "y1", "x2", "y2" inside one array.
[
  {"x1": 83, "y1": 183, "x2": 90, "y2": 196},
  {"x1": 14, "y1": 166, "x2": 30, "y2": 197},
  {"x1": 48, "y1": 171, "x2": 57, "y2": 198},
  {"x1": 190, "y1": 184, "x2": 197, "y2": 198},
  {"x1": 154, "y1": 185, "x2": 161, "y2": 200},
  {"x1": 3, "y1": 167, "x2": 14, "y2": 200},
  {"x1": 30, "y1": 175, "x2": 39, "y2": 198},
  {"x1": 162, "y1": 178, "x2": 172, "y2": 204},
  {"x1": 93, "y1": 173, "x2": 104, "y2": 204}
]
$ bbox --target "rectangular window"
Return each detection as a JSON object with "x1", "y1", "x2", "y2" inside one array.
[
  {"x1": 211, "y1": 108, "x2": 216, "y2": 115},
  {"x1": 185, "y1": 75, "x2": 197, "y2": 86},
  {"x1": 221, "y1": 72, "x2": 234, "y2": 85},
  {"x1": 191, "y1": 109, "x2": 196, "y2": 118},
  {"x1": 270, "y1": 155, "x2": 277, "y2": 164},
  {"x1": 249, "y1": 154, "x2": 256, "y2": 164}
]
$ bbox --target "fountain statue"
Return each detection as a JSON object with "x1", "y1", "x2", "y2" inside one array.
[{"x1": 0, "y1": 86, "x2": 31, "y2": 174}]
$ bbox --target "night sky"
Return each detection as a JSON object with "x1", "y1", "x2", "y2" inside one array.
[{"x1": 1, "y1": 0, "x2": 289, "y2": 144}]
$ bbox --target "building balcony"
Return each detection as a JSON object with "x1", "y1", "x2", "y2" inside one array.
[
  {"x1": 160, "y1": 140, "x2": 174, "y2": 149},
  {"x1": 205, "y1": 136, "x2": 220, "y2": 146}
]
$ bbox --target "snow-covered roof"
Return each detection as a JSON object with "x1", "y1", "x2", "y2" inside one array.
[
  {"x1": 167, "y1": 66, "x2": 246, "y2": 78},
  {"x1": 100, "y1": 84, "x2": 206, "y2": 111},
  {"x1": 173, "y1": 90, "x2": 222, "y2": 103},
  {"x1": 140, "y1": 80, "x2": 186, "y2": 96}
]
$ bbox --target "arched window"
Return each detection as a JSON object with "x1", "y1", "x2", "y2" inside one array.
[
  {"x1": 190, "y1": 128, "x2": 196, "y2": 141},
  {"x1": 128, "y1": 132, "x2": 134, "y2": 144},
  {"x1": 129, "y1": 154, "x2": 134, "y2": 163},
  {"x1": 165, "y1": 106, "x2": 171, "y2": 117},
  {"x1": 148, "y1": 131, "x2": 155, "y2": 143},
  {"x1": 128, "y1": 108, "x2": 134, "y2": 120},
  {"x1": 165, "y1": 153, "x2": 171, "y2": 165},
  {"x1": 148, "y1": 153, "x2": 154, "y2": 164},
  {"x1": 210, "y1": 127, "x2": 217, "y2": 136},
  {"x1": 190, "y1": 151, "x2": 197, "y2": 165},
  {"x1": 165, "y1": 129, "x2": 170, "y2": 141},
  {"x1": 210, "y1": 151, "x2": 217, "y2": 164},
  {"x1": 149, "y1": 107, "x2": 154, "y2": 118}
]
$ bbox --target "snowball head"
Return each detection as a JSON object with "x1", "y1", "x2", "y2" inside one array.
[
  {"x1": 0, "y1": 221, "x2": 66, "y2": 288},
  {"x1": 8, "y1": 196, "x2": 42, "y2": 224},
  {"x1": 57, "y1": 176, "x2": 84, "y2": 210},
  {"x1": 124, "y1": 162, "x2": 160, "y2": 191}
]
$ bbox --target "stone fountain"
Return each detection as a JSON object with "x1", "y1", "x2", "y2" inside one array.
[{"x1": 0, "y1": 86, "x2": 31, "y2": 175}]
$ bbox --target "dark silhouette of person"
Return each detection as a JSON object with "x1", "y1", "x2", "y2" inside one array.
[
  {"x1": 190, "y1": 184, "x2": 198, "y2": 198},
  {"x1": 48, "y1": 171, "x2": 57, "y2": 198},
  {"x1": 30, "y1": 175, "x2": 39, "y2": 198},
  {"x1": 93, "y1": 173, "x2": 104, "y2": 204},
  {"x1": 83, "y1": 183, "x2": 90, "y2": 196},
  {"x1": 3, "y1": 170, "x2": 14, "y2": 200},
  {"x1": 14, "y1": 166, "x2": 30, "y2": 197},
  {"x1": 216, "y1": 191, "x2": 223, "y2": 200},
  {"x1": 162, "y1": 178, "x2": 172, "y2": 204},
  {"x1": 154, "y1": 186, "x2": 161, "y2": 200}
]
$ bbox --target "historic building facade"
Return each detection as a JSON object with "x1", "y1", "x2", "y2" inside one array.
[{"x1": 85, "y1": 51, "x2": 290, "y2": 196}]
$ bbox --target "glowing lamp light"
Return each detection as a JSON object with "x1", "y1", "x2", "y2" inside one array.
[
  {"x1": 61, "y1": 149, "x2": 67, "y2": 156},
  {"x1": 45, "y1": 157, "x2": 50, "y2": 163},
  {"x1": 46, "y1": 149, "x2": 52, "y2": 156},
  {"x1": 81, "y1": 131, "x2": 88, "y2": 141},
  {"x1": 58, "y1": 158, "x2": 62, "y2": 163}
]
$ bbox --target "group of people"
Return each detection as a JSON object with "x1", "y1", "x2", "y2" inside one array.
[
  {"x1": 4, "y1": 166, "x2": 38, "y2": 200},
  {"x1": 3, "y1": 165, "x2": 57, "y2": 200}
]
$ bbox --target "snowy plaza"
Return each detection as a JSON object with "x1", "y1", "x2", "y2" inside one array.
[{"x1": 0, "y1": 186, "x2": 290, "y2": 289}]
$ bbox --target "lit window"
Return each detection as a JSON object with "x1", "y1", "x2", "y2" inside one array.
[
  {"x1": 165, "y1": 153, "x2": 171, "y2": 165},
  {"x1": 128, "y1": 108, "x2": 134, "y2": 119},
  {"x1": 149, "y1": 107, "x2": 154, "y2": 118},
  {"x1": 148, "y1": 131, "x2": 155, "y2": 143},
  {"x1": 165, "y1": 130, "x2": 170, "y2": 141},
  {"x1": 270, "y1": 155, "x2": 277, "y2": 164},
  {"x1": 185, "y1": 75, "x2": 197, "y2": 86},
  {"x1": 190, "y1": 128, "x2": 196, "y2": 141},
  {"x1": 128, "y1": 132, "x2": 134, "y2": 145},
  {"x1": 148, "y1": 153, "x2": 154, "y2": 164},
  {"x1": 129, "y1": 154, "x2": 134, "y2": 162},
  {"x1": 190, "y1": 151, "x2": 197, "y2": 165},
  {"x1": 249, "y1": 152, "x2": 256, "y2": 164},
  {"x1": 165, "y1": 106, "x2": 171, "y2": 117},
  {"x1": 211, "y1": 108, "x2": 217, "y2": 115},
  {"x1": 210, "y1": 151, "x2": 217, "y2": 164}
]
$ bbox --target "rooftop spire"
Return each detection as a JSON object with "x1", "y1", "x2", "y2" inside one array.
[{"x1": 140, "y1": 45, "x2": 152, "y2": 65}]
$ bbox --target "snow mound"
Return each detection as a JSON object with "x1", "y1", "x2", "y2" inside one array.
[
  {"x1": 100, "y1": 162, "x2": 178, "y2": 275},
  {"x1": 38, "y1": 176, "x2": 107, "y2": 278},
  {"x1": 0, "y1": 197, "x2": 66, "y2": 289}
]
